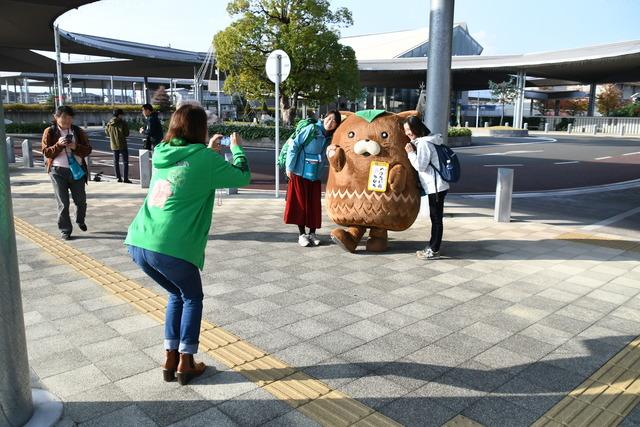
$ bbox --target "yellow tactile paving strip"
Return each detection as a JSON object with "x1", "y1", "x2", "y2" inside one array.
[
  {"x1": 13, "y1": 217, "x2": 401, "y2": 427},
  {"x1": 533, "y1": 336, "x2": 640, "y2": 426}
]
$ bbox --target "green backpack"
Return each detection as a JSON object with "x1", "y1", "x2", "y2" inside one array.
[{"x1": 277, "y1": 118, "x2": 318, "y2": 170}]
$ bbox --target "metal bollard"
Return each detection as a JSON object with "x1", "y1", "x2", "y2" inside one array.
[
  {"x1": 494, "y1": 168, "x2": 514, "y2": 223},
  {"x1": 21, "y1": 139, "x2": 33, "y2": 167},
  {"x1": 86, "y1": 155, "x2": 93, "y2": 167},
  {"x1": 484, "y1": 122, "x2": 489, "y2": 128},
  {"x1": 523, "y1": 123, "x2": 528, "y2": 130},
  {"x1": 224, "y1": 152, "x2": 238, "y2": 195},
  {"x1": 505, "y1": 122, "x2": 509, "y2": 127},
  {"x1": 139, "y1": 149, "x2": 152, "y2": 188},
  {"x1": 567, "y1": 124, "x2": 572, "y2": 133},
  {"x1": 464, "y1": 121, "x2": 469, "y2": 128},
  {"x1": 6, "y1": 136, "x2": 15, "y2": 163},
  {"x1": 619, "y1": 125, "x2": 625, "y2": 136},
  {"x1": 593, "y1": 125, "x2": 598, "y2": 135},
  {"x1": 544, "y1": 123, "x2": 549, "y2": 133}
]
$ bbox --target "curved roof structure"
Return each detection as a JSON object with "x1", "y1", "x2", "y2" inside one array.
[
  {"x1": 0, "y1": 0, "x2": 207, "y2": 78},
  {"x1": 359, "y1": 40, "x2": 640, "y2": 90}
]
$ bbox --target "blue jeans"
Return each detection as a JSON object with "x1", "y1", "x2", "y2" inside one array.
[{"x1": 127, "y1": 245, "x2": 203, "y2": 354}]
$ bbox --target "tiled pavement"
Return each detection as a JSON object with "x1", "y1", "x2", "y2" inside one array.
[{"x1": 9, "y1": 165, "x2": 640, "y2": 426}]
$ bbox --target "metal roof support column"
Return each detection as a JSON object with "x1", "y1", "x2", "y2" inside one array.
[
  {"x1": 587, "y1": 84, "x2": 596, "y2": 116},
  {"x1": 514, "y1": 71, "x2": 525, "y2": 128},
  {"x1": 425, "y1": 0, "x2": 455, "y2": 144},
  {"x1": 23, "y1": 78, "x2": 29, "y2": 104},
  {"x1": 143, "y1": 77, "x2": 149, "y2": 104},
  {"x1": 67, "y1": 75, "x2": 72, "y2": 103},
  {"x1": 0, "y1": 94, "x2": 34, "y2": 427},
  {"x1": 54, "y1": 25, "x2": 64, "y2": 106},
  {"x1": 110, "y1": 76, "x2": 114, "y2": 107}
]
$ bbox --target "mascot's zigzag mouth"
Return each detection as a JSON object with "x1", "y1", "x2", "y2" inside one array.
[{"x1": 327, "y1": 189, "x2": 418, "y2": 204}]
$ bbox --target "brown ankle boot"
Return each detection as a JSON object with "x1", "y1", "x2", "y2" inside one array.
[
  {"x1": 163, "y1": 349, "x2": 179, "y2": 382},
  {"x1": 176, "y1": 353, "x2": 206, "y2": 385}
]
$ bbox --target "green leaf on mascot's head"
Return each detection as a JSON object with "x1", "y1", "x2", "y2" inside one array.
[{"x1": 355, "y1": 110, "x2": 387, "y2": 123}]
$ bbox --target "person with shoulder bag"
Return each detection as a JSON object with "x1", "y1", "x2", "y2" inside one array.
[
  {"x1": 284, "y1": 111, "x2": 341, "y2": 247},
  {"x1": 139, "y1": 103, "x2": 163, "y2": 150},
  {"x1": 403, "y1": 115, "x2": 449, "y2": 260},
  {"x1": 41, "y1": 105, "x2": 92, "y2": 240}
]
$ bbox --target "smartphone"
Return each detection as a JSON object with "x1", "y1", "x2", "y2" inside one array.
[
  {"x1": 220, "y1": 136, "x2": 231, "y2": 146},
  {"x1": 64, "y1": 133, "x2": 73, "y2": 143}
]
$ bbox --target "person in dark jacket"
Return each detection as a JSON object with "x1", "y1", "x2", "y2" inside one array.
[
  {"x1": 139, "y1": 104, "x2": 163, "y2": 150},
  {"x1": 105, "y1": 109, "x2": 131, "y2": 183}
]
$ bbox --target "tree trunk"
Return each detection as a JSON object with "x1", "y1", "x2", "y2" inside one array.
[{"x1": 280, "y1": 95, "x2": 296, "y2": 126}]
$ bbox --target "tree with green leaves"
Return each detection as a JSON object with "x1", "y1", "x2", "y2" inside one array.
[
  {"x1": 152, "y1": 86, "x2": 171, "y2": 112},
  {"x1": 489, "y1": 77, "x2": 518, "y2": 126},
  {"x1": 213, "y1": 0, "x2": 360, "y2": 125},
  {"x1": 596, "y1": 84, "x2": 622, "y2": 116}
]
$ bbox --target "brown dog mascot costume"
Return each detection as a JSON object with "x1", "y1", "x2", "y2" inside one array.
[{"x1": 326, "y1": 110, "x2": 421, "y2": 252}]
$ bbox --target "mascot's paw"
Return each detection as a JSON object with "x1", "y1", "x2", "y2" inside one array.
[
  {"x1": 366, "y1": 236, "x2": 388, "y2": 252},
  {"x1": 331, "y1": 229, "x2": 358, "y2": 253}
]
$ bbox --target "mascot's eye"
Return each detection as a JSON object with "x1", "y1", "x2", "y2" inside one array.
[
  {"x1": 381, "y1": 132, "x2": 388, "y2": 139},
  {"x1": 348, "y1": 131, "x2": 355, "y2": 138}
]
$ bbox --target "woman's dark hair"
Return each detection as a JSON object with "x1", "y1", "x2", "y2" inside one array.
[
  {"x1": 403, "y1": 115, "x2": 430, "y2": 138},
  {"x1": 113, "y1": 108, "x2": 124, "y2": 117},
  {"x1": 52, "y1": 105, "x2": 74, "y2": 125},
  {"x1": 164, "y1": 104, "x2": 208, "y2": 144},
  {"x1": 326, "y1": 110, "x2": 342, "y2": 135},
  {"x1": 142, "y1": 103, "x2": 153, "y2": 111},
  {"x1": 54, "y1": 105, "x2": 74, "y2": 118}
]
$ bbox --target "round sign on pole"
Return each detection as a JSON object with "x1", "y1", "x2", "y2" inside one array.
[{"x1": 266, "y1": 50, "x2": 291, "y2": 83}]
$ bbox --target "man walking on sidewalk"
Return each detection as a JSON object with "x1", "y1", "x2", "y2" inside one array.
[
  {"x1": 140, "y1": 104, "x2": 164, "y2": 150},
  {"x1": 105, "y1": 109, "x2": 131, "y2": 183}
]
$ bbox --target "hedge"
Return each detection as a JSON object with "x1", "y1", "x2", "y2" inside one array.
[
  {"x1": 5, "y1": 122, "x2": 50, "y2": 133},
  {"x1": 208, "y1": 122, "x2": 296, "y2": 140},
  {"x1": 448, "y1": 127, "x2": 472, "y2": 137}
]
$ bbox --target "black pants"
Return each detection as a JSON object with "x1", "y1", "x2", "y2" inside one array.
[
  {"x1": 113, "y1": 149, "x2": 129, "y2": 180},
  {"x1": 50, "y1": 166, "x2": 87, "y2": 235},
  {"x1": 428, "y1": 190, "x2": 447, "y2": 252}
]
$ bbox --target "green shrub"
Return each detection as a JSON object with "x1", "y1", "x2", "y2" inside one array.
[
  {"x1": 208, "y1": 122, "x2": 295, "y2": 140},
  {"x1": 6, "y1": 122, "x2": 49, "y2": 133},
  {"x1": 448, "y1": 127, "x2": 472, "y2": 137}
]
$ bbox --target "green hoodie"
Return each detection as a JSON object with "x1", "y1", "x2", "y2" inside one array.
[{"x1": 124, "y1": 138, "x2": 251, "y2": 269}]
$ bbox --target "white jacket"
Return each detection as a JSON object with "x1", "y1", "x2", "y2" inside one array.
[{"x1": 407, "y1": 134, "x2": 450, "y2": 195}]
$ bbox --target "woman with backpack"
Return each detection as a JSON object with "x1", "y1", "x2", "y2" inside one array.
[
  {"x1": 403, "y1": 115, "x2": 449, "y2": 260},
  {"x1": 284, "y1": 111, "x2": 341, "y2": 247}
]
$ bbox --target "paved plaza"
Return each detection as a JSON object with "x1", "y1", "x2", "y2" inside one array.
[{"x1": 8, "y1": 164, "x2": 640, "y2": 426}]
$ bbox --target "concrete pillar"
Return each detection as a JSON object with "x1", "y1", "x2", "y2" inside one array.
[
  {"x1": 21, "y1": 139, "x2": 33, "y2": 167},
  {"x1": 425, "y1": 0, "x2": 455, "y2": 144},
  {"x1": 139, "y1": 149, "x2": 151, "y2": 188},
  {"x1": 24, "y1": 78, "x2": 29, "y2": 104},
  {"x1": 67, "y1": 75, "x2": 73, "y2": 103},
  {"x1": 6, "y1": 137, "x2": 15, "y2": 163},
  {"x1": 0, "y1": 92, "x2": 34, "y2": 427},
  {"x1": 494, "y1": 168, "x2": 514, "y2": 223},
  {"x1": 587, "y1": 84, "x2": 596, "y2": 116},
  {"x1": 54, "y1": 25, "x2": 64, "y2": 106},
  {"x1": 143, "y1": 77, "x2": 149, "y2": 104}
]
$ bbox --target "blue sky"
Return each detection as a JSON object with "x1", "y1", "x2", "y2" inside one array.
[{"x1": 57, "y1": 0, "x2": 640, "y2": 55}]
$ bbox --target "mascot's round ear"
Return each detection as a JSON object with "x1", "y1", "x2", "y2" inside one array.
[
  {"x1": 396, "y1": 110, "x2": 419, "y2": 119},
  {"x1": 339, "y1": 111, "x2": 354, "y2": 121}
]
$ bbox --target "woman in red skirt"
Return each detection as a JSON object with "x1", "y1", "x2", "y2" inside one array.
[{"x1": 284, "y1": 111, "x2": 341, "y2": 246}]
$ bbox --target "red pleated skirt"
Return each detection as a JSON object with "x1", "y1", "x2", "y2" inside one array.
[{"x1": 284, "y1": 174, "x2": 322, "y2": 228}]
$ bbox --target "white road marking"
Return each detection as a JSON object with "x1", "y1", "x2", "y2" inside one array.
[
  {"x1": 455, "y1": 137, "x2": 557, "y2": 151},
  {"x1": 554, "y1": 161, "x2": 580, "y2": 165},
  {"x1": 582, "y1": 206, "x2": 640, "y2": 231},
  {"x1": 595, "y1": 156, "x2": 612, "y2": 160},
  {"x1": 482, "y1": 164, "x2": 524, "y2": 167},
  {"x1": 623, "y1": 152, "x2": 640, "y2": 156},
  {"x1": 476, "y1": 150, "x2": 544, "y2": 157}
]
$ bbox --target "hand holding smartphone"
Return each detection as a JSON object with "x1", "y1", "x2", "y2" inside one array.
[{"x1": 220, "y1": 136, "x2": 231, "y2": 147}]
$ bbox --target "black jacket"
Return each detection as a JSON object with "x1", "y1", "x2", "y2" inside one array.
[{"x1": 143, "y1": 112, "x2": 163, "y2": 148}]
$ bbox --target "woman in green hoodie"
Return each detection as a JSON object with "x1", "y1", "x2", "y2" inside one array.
[{"x1": 125, "y1": 103, "x2": 251, "y2": 385}]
